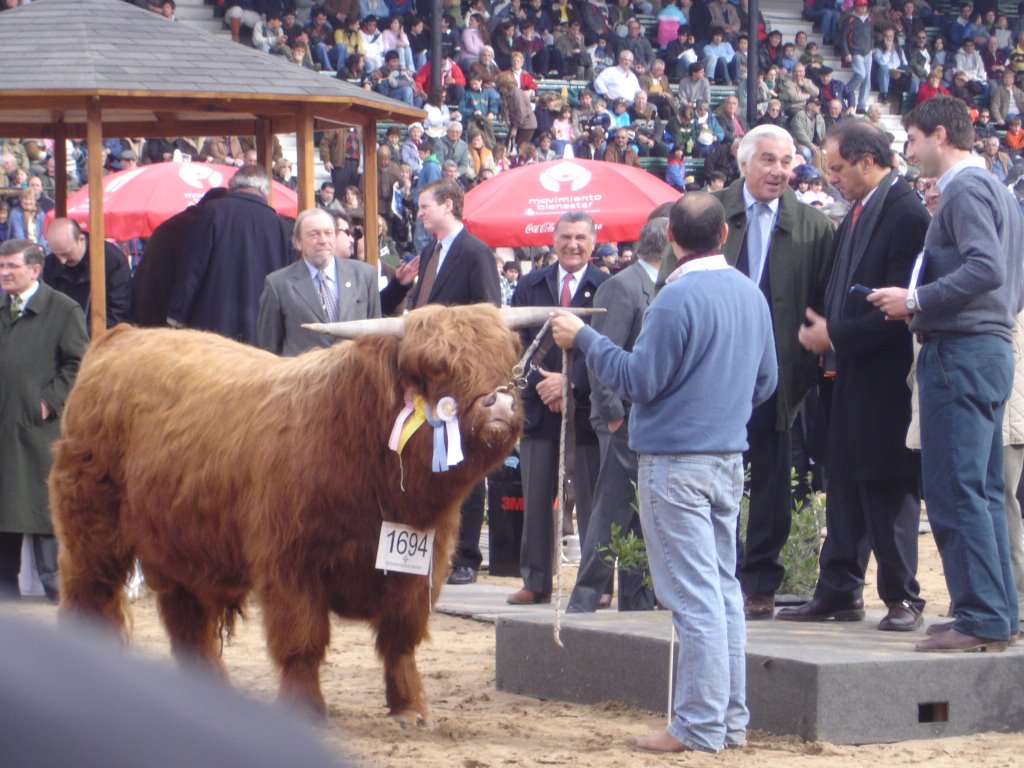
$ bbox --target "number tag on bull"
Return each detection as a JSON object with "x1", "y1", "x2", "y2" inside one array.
[{"x1": 376, "y1": 521, "x2": 434, "y2": 575}]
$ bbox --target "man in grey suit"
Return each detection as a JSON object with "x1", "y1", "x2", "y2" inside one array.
[
  {"x1": 257, "y1": 209, "x2": 380, "y2": 356},
  {"x1": 567, "y1": 218, "x2": 665, "y2": 613}
]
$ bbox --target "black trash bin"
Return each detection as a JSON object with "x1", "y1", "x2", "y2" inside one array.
[{"x1": 487, "y1": 448, "x2": 524, "y2": 577}]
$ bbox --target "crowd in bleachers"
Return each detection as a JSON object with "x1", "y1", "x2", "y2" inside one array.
[{"x1": 4, "y1": 0, "x2": 1024, "y2": 260}]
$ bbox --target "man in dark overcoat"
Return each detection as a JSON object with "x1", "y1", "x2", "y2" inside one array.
[
  {"x1": 778, "y1": 121, "x2": 929, "y2": 630},
  {"x1": 0, "y1": 239, "x2": 88, "y2": 600},
  {"x1": 166, "y1": 165, "x2": 292, "y2": 345},
  {"x1": 658, "y1": 124, "x2": 835, "y2": 620}
]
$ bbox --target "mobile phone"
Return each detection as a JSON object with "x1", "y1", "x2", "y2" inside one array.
[{"x1": 848, "y1": 284, "x2": 872, "y2": 297}]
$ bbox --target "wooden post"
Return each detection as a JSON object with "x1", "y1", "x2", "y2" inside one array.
[
  {"x1": 256, "y1": 117, "x2": 274, "y2": 206},
  {"x1": 362, "y1": 118, "x2": 379, "y2": 266},
  {"x1": 86, "y1": 98, "x2": 106, "y2": 339},
  {"x1": 296, "y1": 107, "x2": 315, "y2": 212},
  {"x1": 54, "y1": 117, "x2": 68, "y2": 217}
]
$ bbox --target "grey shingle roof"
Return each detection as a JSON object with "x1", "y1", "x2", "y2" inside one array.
[{"x1": 0, "y1": 0, "x2": 421, "y2": 119}]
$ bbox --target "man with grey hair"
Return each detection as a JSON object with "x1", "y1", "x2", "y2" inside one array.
[
  {"x1": 658, "y1": 124, "x2": 834, "y2": 621},
  {"x1": 507, "y1": 211, "x2": 608, "y2": 605},
  {"x1": 567, "y1": 217, "x2": 667, "y2": 613},
  {"x1": 167, "y1": 164, "x2": 292, "y2": 345},
  {"x1": 594, "y1": 49, "x2": 642, "y2": 102},
  {"x1": 256, "y1": 209, "x2": 381, "y2": 356}
]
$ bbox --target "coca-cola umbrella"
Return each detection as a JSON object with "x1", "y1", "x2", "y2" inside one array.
[
  {"x1": 462, "y1": 159, "x2": 680, "y2": 247},
  {"x1": 47, "y1": 161, "x2": 299, "y2": 240}
]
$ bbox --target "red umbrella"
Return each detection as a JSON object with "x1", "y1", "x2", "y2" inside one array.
[
  {"x1": 47, "y1": 162, "x2": 299, "y2": 240},
  {"x1": 463, "y1": 159, "x2": 680, "y2": 247}
]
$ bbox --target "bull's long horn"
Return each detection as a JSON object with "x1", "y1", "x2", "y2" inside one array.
[
  {"x1": 500, "y1": 306, "x2": 606, "y2": 330},
  {"x1": 303, "y1": 317, "x2": 406, "y2": 339}
]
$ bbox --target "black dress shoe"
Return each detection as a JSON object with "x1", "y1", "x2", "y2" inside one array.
[
  {"x1": 878, "y1": 600, "x2": 923, "y2": 631},
  {"x1": 446, "y1": 566, "x2": 477, "y2": 585},
  {"x1": 776, "y1": 597, "x2": 865, "y2": 622}
]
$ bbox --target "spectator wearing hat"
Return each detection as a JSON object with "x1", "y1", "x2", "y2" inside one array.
[
  {"x1": 119, "y1": 149, "x2": 139, "y2": 171},
  {"x1": 816, "y1": 67, "x2": 853, "y2": 113},
  {"x1": 839, "y1": 0, "x2": 875, "y2": 113},
  {"x1": 790, "y1": 96, "x2": 826, "y2": 162}
]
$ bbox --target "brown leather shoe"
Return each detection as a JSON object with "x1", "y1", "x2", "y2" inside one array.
[
  {"x1": 914, "y1": 627, "x2": 1008, "y2": 653},
  {"x1": 925, "y1": 619, "x2": 956, "y2": 636},
  {"x1": 878, "y1": 600, "x2": 923, "y2": 631},
  {"x1": 776, "y1": 597, "x2": 864, "y2": 622},
  {"x1": 744, "y1": 594, "x2": 775, "y2": 621},
  {"x1": 632, "y1": 730, "x2": 692, "y2": 753},
  {"x1": 506, "y1": 587, "x2": 551, "y2": 605},
  {"x1": 598, "y1": 594, "x2": 613, "y2": 609}
]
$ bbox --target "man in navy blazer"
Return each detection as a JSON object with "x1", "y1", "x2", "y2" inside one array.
[
  {"x1": 408, "y1": 179, "x2": 501, "y2": 586},
  {"x1": 406, "y1": 179, "x2": 500, "y2": 309},
  {"x1": 507, "y1": 212, "x2": 608, "y2": 604},
  {"x1": 257, "y1": 209, "x2": 381, "y2": 356}
]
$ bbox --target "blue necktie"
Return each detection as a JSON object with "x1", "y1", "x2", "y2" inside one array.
[{"x1": 746, "y1": 202, "x2": 769, "y2": 283}]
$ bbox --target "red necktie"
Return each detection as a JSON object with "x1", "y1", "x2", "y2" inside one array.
[
  {"x1": 560, "y1": 273, "x2": 573, "y2": 307},
  {"x1": 850, "y1": 201, "x2": 863, "y2": 230}
]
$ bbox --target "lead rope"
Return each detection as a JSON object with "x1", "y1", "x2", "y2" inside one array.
[{"x1": 553, "y1": 346, "x2": 573, "y2": 648}]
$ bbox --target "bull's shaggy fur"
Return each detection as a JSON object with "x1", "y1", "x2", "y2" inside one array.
[{"x1": 51, "y1": 303, "x2": 522, "y2": 720}]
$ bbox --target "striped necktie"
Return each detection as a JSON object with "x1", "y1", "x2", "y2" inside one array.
[
  {"x1": 10, "y1": 294, "x2": 23, "y2": 321},
  {"x1": 317, "y1": 270, "x2": 338, "y2": 323}
]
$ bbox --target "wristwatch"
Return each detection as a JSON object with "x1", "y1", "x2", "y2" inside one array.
[{"x1": 905, "y1": 291, "x2": 917, "y2": 312}]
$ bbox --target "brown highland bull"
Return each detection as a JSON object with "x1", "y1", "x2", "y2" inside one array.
[{"x1": 50, "y1": 303, "x2": 533, "y2": 723}]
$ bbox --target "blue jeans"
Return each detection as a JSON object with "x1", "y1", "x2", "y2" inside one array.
[
  {"x1": 847, "y1": 54, "x2": 872, "y2": 110},
  {"x1": 638, "y1": 453, "x2": 748, "y2": 753},
  {"x1": 918, "y1": 334, "x2": 1019, "y2": 639},
  {"x1": 804, "y1": 7, "x2": 840, "y2": 42},
  {"x1": 379, "y1": 82, "x2": 415, "y2": 105}
]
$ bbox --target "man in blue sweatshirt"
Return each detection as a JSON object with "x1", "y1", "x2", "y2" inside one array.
[
  {"x1": 550, "y1": 193, "x2": 778, "y2": 753},
  {"x1": 871, "y1": 96, "x2": 1024, "y2": 652}
]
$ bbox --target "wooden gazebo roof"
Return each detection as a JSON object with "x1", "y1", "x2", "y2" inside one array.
[{"x1": 0, "y1": 0, "x2": 422, "y2": 335}]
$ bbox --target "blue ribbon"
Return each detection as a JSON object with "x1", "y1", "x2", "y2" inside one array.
[{"x1": 424, "y1": 405, "x2": 448, "y2": 473}]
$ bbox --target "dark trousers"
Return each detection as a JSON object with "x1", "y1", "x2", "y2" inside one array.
[
  {"x1": 0, "y1": 532, "x2": 59, "y2": 601},
  {"x1": 738, "y1": 410, "x2": 793, "y2": 597},
  {"x1": 519, "y1": 436, "x2": 599, "y2": 595},
  {"x1": 814, "y1": 476, "x2": 924, "y2": 610},
  {"x1": 330, "y1": 159, "x2": 360, "y2": 200},
  {"x1": 452, "y1": 480, "x2": 486, "y2": 570},
  {"x1": 568, "y1": 422, "x2": 657, "y2": 612},
  {"x1": 919, "y1": 335, "x2": 1018, "y2": 639}
]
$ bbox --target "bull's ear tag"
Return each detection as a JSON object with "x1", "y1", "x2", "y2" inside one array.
[{"x1": 376, "y1": 522, "x2": 434, "y2": 575}]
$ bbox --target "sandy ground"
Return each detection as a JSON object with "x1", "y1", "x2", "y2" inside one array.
[{"x1": 5, "y1": 527, "x2": 1024, "y2": 768}]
